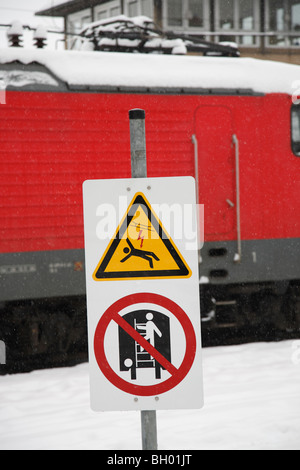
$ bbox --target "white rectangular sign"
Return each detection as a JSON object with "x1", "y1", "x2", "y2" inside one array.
[{"x1": 83, "y1": 176, "x2": 203, "y2": 412}]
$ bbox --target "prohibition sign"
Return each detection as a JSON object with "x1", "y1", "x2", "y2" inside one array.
[{"x1": 94, "y1": 293, "x2": 197, "y2": 396}]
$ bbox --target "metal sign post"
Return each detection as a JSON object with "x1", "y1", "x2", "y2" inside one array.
[
  {"x1": 129, "y1": 108, "x2": 158, "y2": 451},
  {"x1": 129, "y1": 109, "x2": 147, "y2": 179},
  {"x1": 83, "y1": 112, "x2": 203, "y2": 448}
]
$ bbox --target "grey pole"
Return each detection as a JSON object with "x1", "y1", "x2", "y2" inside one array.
[
  {"x1": 128, "y1": 108, "x2": 158, "y2": 451},
  {"x1": 129, "y1": 109, "x2": 147, "y2": 178},
  {"x1": 140, "y1": 409, "x2": 158, "y2": 451}
]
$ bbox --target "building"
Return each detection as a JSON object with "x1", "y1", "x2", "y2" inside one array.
[{"x1": 36, "y1": 0, "x2": 300, "y2": 64}]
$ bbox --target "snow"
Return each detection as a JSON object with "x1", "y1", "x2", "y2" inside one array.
[
  {"x1": 1, "y1": 47, "x2": 300, "y2": 95},
  {"x1": 78, "y1": 15, "x2": 188, "y2": 55},
  {"x1": 0, "y1": 1, "x2": 64, "y2": 50},
  {"x1": 0, "y1": 70, "x2": 59, "y2": 87},
  {"x1": 33, "y1": 25, "x2": 48, "y2": 40},
  {"x1": 0, "y1": 340, "x2": 299, "y2": 450},
  {"x1": 6, "y1": 20, "x2": 23, "y2": 36},
  {"x1": 80, "y1": 15, "x2": 155, "y2": 34}
]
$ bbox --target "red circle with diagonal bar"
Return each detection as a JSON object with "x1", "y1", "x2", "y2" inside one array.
[{"x1": 94, "y1": 293, "x2": 197, "y2": 396}]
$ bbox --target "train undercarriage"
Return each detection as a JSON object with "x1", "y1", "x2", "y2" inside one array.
[
  {"x1": 200, "y1": 280, "x2": 300, "y2": 345},
  {"x1": 0, "y1": 296, "x2": 88, "y2": 373},
  {"x1": 0, "y1": 280, "x2": 299, "y2": 374}
]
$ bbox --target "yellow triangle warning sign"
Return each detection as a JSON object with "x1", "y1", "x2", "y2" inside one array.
[{"x1": 93, "y1": 192, "x2": 191, "y2": 281}]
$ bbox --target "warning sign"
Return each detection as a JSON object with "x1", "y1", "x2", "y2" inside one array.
[
  {"x1": 83, "y1": 176, "x2": 203, "y2": 412},
  {"x1": 93, "y1": 192, "x2": 191, "y2": 281},
  {"x1": 94, "y1": 293, "x2": 197, "y2": 397}
]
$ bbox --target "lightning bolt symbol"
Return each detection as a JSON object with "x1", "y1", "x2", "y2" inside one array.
[{"x1": 138, "y1": 230, "x2": 144, "y2": 248}]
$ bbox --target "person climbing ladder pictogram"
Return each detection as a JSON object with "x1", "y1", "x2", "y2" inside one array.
[
  {"x1": 118, "y1": 309, "x2": 171, "y2": 381},
  {"x1": 120, "y1": 238, "x2": 160, "y2": 269},
  {"x1": 137, "y1": 312, "x2": 162, "y2": 355}
]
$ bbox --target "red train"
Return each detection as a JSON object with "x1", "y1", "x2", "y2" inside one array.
[{"x1": 0, "y1": 47, "x2": 300, "y2": 368}]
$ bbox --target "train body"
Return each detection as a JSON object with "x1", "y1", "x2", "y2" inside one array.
[{"x1": 0, "y1": 48, "x2": 300, "y2": 367}]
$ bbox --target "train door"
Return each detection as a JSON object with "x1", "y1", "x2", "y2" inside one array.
[{"x1": 194, "y1": 106, "x2": 236, "y2": 238}]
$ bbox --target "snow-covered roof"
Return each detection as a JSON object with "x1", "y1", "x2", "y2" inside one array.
[
  {"x1": 77, "y1": 15, "x2": 238, "y2": 56},
  {"x1": 1, "y1": 47, "x2": 300, "y2": 95},
  {"x1": 77, "y1": 15, "x2": 189, "y2": 55},
  {"x1": 80, "y1": 14, "x2": 156, "y2": 34}
]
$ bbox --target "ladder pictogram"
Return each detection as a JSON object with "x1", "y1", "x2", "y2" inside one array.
[
  {"x1": 134, "y1": 318, "x2": 155, "y2": 370},
  {"x1": 119, "y1": 309, "x2": 170, "y2": 381}
]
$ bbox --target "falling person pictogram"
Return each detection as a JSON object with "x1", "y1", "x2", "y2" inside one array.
[{"x1": 120, "y1": 238, "x2": 160, "y2": 269}]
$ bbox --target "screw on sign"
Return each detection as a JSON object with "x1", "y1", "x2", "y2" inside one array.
[{"x1": 93, "y1": 293, "x2": 197, "y2": 397}]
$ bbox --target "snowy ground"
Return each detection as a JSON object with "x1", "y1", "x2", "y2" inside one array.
[{"x1": 0, "y1": 340, "x2": 299, "y2": 450}]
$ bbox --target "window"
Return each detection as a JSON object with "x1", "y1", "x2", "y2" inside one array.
[
  {"x1": 240, "y1": 0, "x2": 254, "y2": 29},
  {"x1": 94, "y1": 1, "x2": 121, "y2": 23},
  {"x1": 110, "y1": 6, "x2": 121, "y2": 16},
  {"x1": 291, "y1": 105, "x2": 300, "y2": 155},
  {"x1": 123, "y1": 0, "x2": 153, "y2": 18},
  {"x1": 128, "y1": 1, "x2": 138, "y2": 16},
  {"x1": 291, "y1": 0, "x2": 300, "y2": 31},
  {"x1": 239, "y1": 0, "x2": 256, "y2": 44},
  {"x1": 266, "y1": 0, "x2": 300, "y2": 46},
  {"x1": 68, "y1": 18, "x2": 82, "y2": 34},
  {"x1": 81, "y1": 15, "x2": 92, "y2": 28},
  {"x1": 97, "y1": 11, "x2": 107, "y2": 20},
  {"x1": 141, "y1": 0, "x2": 153, "y2": 17},
  {"x1": 215, "y1": 0, "x2": 258, "y2": 46},
  {"x1": 290, "y1": 0, "x2": 300, "y2": 45},
  {"x1": 266, "y1": 0, "x2": 286, "y2": 46},
  {"x1": 167, "y1": 0, "x2": 183, "y2": 26},
  {"x1": 188, "y1": 0, "x2": 204, "y2": 27},
  {"x1": 164, "y1": 0, "x2": 208, "y2": 31},
  {"x1": 68, "y1": 10, "x2": 92, "y2": 34},
  {"x1": 218, "y1": 0, "x2": 234, "y2": 30},
  {"x1": 215, "y1": 0, "x2": 256, "y2": 44},
  {"x1": 67, "y1": 8, "x2": 92, "y2": 48}
]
